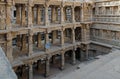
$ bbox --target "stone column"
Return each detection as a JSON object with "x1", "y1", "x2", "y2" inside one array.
[
  {"x1": 60, "y1": 6, "x2": 64, "y2": 24},
  {"x1": 52, "y1": 6, "x2": 56, "y2": 23},
  {"x1": 16, "y1": 35, "x2": 21, "y2": 47},
  {"x1": 6, "y1": 3, "x2": 12, "y2": 29},
  {"x1": 80, "y1": 50, "x2": 85, "y2": 61},
  {"x1": 72, "y1": 6, "x2": 75, "y2": 23},
  {"x1": 72, "y1": 50, "x2": 76, "y2": 65},
  {"x1": 32, "y1": 7, "x2": 34, "y2": 24},
  {"x1": 45, "y1": 33, "x2": 49, "y2": 52},
  {"x1": 6, "y1": 33, "x2": 13, "y2": 62},
  {"x1": 16, "y1": 5, "x2": 21, "y2": 24},
  {"x1": 28, "y1": 64, "x2": 33, "y2": 79},
  {"x1": 28, "y1": 4, "x2": 33, "y2": 27},
  {"x1": 21, "y1": 4, "x2": 26, "y2": 26},
  {"x1": 85, "y1": 45, "x2": 89, "y2": 60},
  {"x1": 60, "y1": 30, "x2": 64, "y2": 46},
  {"x1": 28, "y1": 30, "x2": 33, "y2": 56},
  {"x1": 45, "y1": 5, "x2": 49, "y2": 26},
  {"x1": 72, "y1": 28, "x2": 75, "y2": 43},
  {"x1": 60, "y1": 52, "x2": 65, "y2": 70},
  {"x1": 37, "y1": 33, "x2": 42, "y2": 48},
  {"x1": 37, "y1": 6, "x2": 41, "y2": 25},
  {"x1": 21, "y1": 34, "x2": 27, "y2": 51},
  {"x1": 45, "y1": 57, "x2": 50, "y2": 77},
  {"x1": 52, "y1": 30, "x2": 57, "y2": 44}
]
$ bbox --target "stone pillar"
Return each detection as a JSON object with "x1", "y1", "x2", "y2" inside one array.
[
  {"x1": 16, "y1": 5, "x2": 21, "y2": 24},
  {"x1": 60, "y1": 6, "x2": 64, "y2": 24},
  {"x1": 85, "y1": 45, "x2": 89, "y2": 60},
  {"x1": 45, "y1": 33, "x2": 49, "y2": 52},
  {"x1": 16, "y1": 35, "x2": 21, "y2": 47},
  {"x1": 72, "y1": 50, "x2": 76, "y2": 65},
  {"x1": 72, "y1": 28, "x2": 75, "y2": 43},
  {"x1": 80, "y1": 50, "x2": 85, "y2": 61},
  {"x1": 37, "y1": 33, "x2": 42, "y2": 48},
  {"x1": 28, "y1": 4, "x2": 33, "y2": 27},
  {"x1": 81, "y1": 4, "x2": 84, "y2": 22},
  {"x1": 6, "y1": 33, "x2": 13, "y2": 62},
  {"x1": 72, "y1": 6, "x2": 75, "y2": 23},
  {"x1": 28, "y1": 64, "x2": 33, "y2": 79},
  {"x1": 52, "y1": 6, "x2": 56, "y2": 23},
  {"x1": 52, "y1": 56, "x2": 56, "y2": 64},
  {"x1": 60, "y1": 52, "x2": 65, "y2": 70},
  {"x1": 21, "y1": 4, "x2": 26, "y2": 26},
  {"x1": 37, "y1": 6, "x2": 41, "y2": 24},
  {"x1": 45, "y1": 5, "x2": 49, "y2": 26},
  {"x1": 60, "y1": 30, "x2": 64, "y2": 46},
  {"x1": 45, "y1": 57, "x2": 50, "y2": 77},
  {"x1": 21, "y1": 34, "x2": 27, "y2": 51},
  {"x1": 28, "y1": 30, "x2": 33, "y2": 56},
  {"x1": 32, "y1": 7, "x2": 34, "y2": 24},
  {"x1": 52, "y1": 31, "x2": 57, "y2": 44},
  {"x1": 6, "y1": 3, "x2": 12, "y2": 29}
]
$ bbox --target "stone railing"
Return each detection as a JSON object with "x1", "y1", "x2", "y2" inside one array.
[
  {"x1": 96, "y1": 1, "x2": 120, "y2": 7},
  {"x1": 91, "y1": 37, "x2": 120, "y2": 47},
  {"x1": 93, "y1": 17, "x2": 120, "y2": 23}
]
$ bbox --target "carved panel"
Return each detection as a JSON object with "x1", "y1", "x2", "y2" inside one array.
[{"x1": 0, "y1": 4, "x2": 6, "y2": 30}]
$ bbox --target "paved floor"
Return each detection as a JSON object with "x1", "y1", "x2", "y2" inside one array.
[{"x1": 52, "y1": 49, "x2": 120, "y2": 79}]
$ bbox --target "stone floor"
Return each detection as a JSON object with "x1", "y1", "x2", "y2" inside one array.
[{"x1": 52, "y1": 49, "x2": 120, "y2": 79}]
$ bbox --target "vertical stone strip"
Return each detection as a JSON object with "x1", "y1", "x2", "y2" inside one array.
[
  {"x1": 16, "y1": 5, "x2": 21, "y2": 24},
  {"x1": 37, "y1": 6, "x2": 41, "y2": 25},
  {"x1": 45, "y1": 4, "x2": 49, "y2": 26},
  {"x1": 6, "y1": 33, "x2": 13, "y2": 63},
  {"x1": 29, "y1": 64, "x2": 33, "y2": 79},
  {"x1": 21, "y1": 4, "x2": 26, "y2": 26},
  {"x1": 28, "y1": 30, "x2": 33, "y2": 56},
  {"x1": 60, "y1": 52, "x2": 65, "y2": 70},
  {"x1": 72, "y1": 50, "x2": 76, "y2": 65},
  {"x1": 6, "y1": 3, "x2": 12, "y2": 29},
  {"x1": 72, "y1": 5, "x2": 75, "y2": 23},
  {"x1": 45, "y1": 57, "x2": 50, "y2": 77},
  {"x1": 37, "y1": 33, "x2": 42, "y2": 48},
  {"x1": 60, "y1": 30, "x2": 64, "y2": 46}
]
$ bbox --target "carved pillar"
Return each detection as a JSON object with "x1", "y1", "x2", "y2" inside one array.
[
  {"x1": 60, "y1": 30, "x2": 64, "y2": 46},
  {"x1": 6, "y1": 3, "x2": 12, "y2": 29},
  {"x1": 16, "y1": 5, "x2": 21, "y2": 24},
  {"x1": 80, "y1": 50, "x2": 85, "y2": 61},
  {"x1": 6, "y1": 33, "x2": 13, "y2": 62},
  {"x1": 28, "y1": 30, "x2": 33, "y2": 56},
  {"x1": 28, "y1": 4, "x2": 33, "y2": 27},
  {"x1": 45, "y1": 5, "x2": 49, "y2": 26},
  {"x1": 52, "y1": 30, "x2": 57, "y2": 44},
  {"x1": 21, "y1": 4, "x2": 26, "y2": 26},
  {"x1": 52, "y1": 6, "x2": 56, "y2": 23},
  {"x1": 21, "y1": 34, "x2": 27, "y2": 51},
  {"x1": 32, "y1": 7, "x2": 34, "y2": 24},
  {"x1": 81, "y1": 24, "x2": 90, "y2": 42},
  {"x1": 37, "y1": 6, "x2": 41, "y2": 25},
  {"x1": 60, "y1": 52, "x2": 65, "y2": 70},
  {"x1": 72, "y1": 50, "x2": 76, "y2": 65},
  {"x1": 72, "y1": 6, "x2": 75, "y2": 23},
  {"x1": 45, "y1": 57, "x2": 50, "y2": 77},
  {"x1": 45, "y1": 33, "x2": 49, "y2": 52},
  {"x1": 37, "y1": 33, "x2": 42, "y2": 48},
  {"x1": 60, "y1": 6, "x2": 64, "y2": 24},
  {"x1": 28, "y1": 64, "x2": 33, "y2": 79},
  {"x1": 72, "y1": 28, "x2": 75, "y2": 43},
  {"x1": 17, "y1": 35, "x2": 21, "y2": 47}
]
